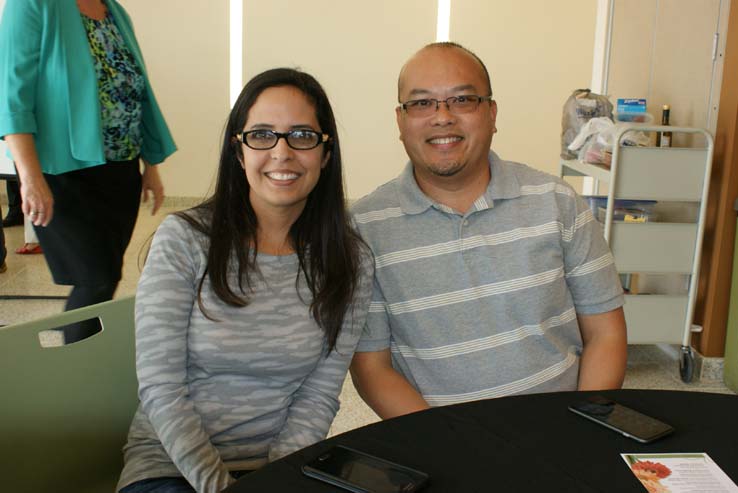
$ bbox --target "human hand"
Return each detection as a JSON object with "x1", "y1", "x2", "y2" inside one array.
[
  {"x1": 141, "y1": 163, "x2": 165, "y2": 215},
  {"x1": 20, "y1": 174, "x2": 54, "y2": 226},
  {"x1": 5, "y1": 133, "x2": 53, "y2": 226}
]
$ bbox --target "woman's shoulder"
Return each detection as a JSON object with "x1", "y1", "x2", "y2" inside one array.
[
  {"x1": 106, "y1": 0, "x2": 133, "y2": 23},
  {"x1": 346, "y1": 220, "x2": 374, "y2": 276},
  {"x1": 6, "y1": 0, "x2": 82, "y2": 18},
  {"x1": 356, "y1": 239, "x2": 375, "y2": 279},
  {"x1": 2, "y1": 0, "x2": 45, "y2": 21},
  {"x1": 349, "y1": 239, "x2": 374, "y2": 310},
  {"x1": 155, "y1": 209, "x2": 211, "y2": 245},
  {"x1": 142, "y1": 212, "x2": 210, "y2": 279},
  {"x1": 5, "y1": 0, "x2": 45, "y2": 10}
]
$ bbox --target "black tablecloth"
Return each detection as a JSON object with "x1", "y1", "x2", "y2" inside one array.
[{"x1": 224, "y1": 389, "x2": 738, "y2": 492}]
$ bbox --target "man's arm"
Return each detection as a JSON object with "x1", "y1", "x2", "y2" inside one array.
[
  {"x1": 577, "y1": 307, "x2": 627, "y2": 390},
  {"x1": 350, "y1": 349, "x2": 430, "y2": 419}
]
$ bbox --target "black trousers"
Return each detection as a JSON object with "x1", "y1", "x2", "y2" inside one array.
[
  {"x1": 5, "y1": 178, "x2": 21, "y2": 215},
  {"x1": 34, "y1": 158, "x2": 142, "y2": 343},
  {"x1": 0, "y1": 203, "x2": 5, "y2": 265}
]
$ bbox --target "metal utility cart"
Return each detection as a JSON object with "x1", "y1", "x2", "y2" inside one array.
[{"x1": 560, "y1": 125, "x2": 714, "y2": 382}]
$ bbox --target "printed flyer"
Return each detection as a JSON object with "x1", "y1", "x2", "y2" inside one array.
[{"x1": 622, "y1": 453, "x2": 738, "y2": 493}]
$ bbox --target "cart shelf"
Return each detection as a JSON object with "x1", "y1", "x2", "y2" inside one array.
[{"x1": 560, "y1": 125, "x2": 714, "y2": 382}]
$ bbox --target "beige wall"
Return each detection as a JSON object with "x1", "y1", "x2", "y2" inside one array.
[
  {"x1": 116, "y1": 1, "x2": 598, "y2": 199},
  {"x1": 16, "y1": 2, "x2": 723, "y2": 198},
  {"x1": 120, "y1": 0, "x2": 230, "y2": 199},
  {"x1": 452, "y1": 0, "x2": 598, "y2": 176},
  {"x1": 607, "y1": 0, "x2": 722, "y2": 147},
  {"x1": 243, "y1": 0, "x2": 436, "y2": 200}
]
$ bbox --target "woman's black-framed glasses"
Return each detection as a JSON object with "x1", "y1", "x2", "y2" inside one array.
[{"x1": 235, "y1": 129, "x2": 330, "y2": 150}]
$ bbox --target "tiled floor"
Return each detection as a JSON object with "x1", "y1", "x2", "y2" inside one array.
[
  {"x1": 0, "y1": 202, "x2": 734, "y2": 438},
  {"x1": 0, "y1": 203, "x2": 169, "y2": 326}
]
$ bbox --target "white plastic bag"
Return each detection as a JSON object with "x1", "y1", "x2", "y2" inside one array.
[
  {"x1": 568, "y1": 117, "x2": 613, "y2": 151},
  {"x1": 560, "y1": 89, "x2": 614, "y2": 160},
  {"x1": 568, "y1": 118, "x2": 650, "y2": 166}
]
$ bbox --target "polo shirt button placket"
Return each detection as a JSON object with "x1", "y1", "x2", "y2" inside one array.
[{"x1": 459, "y1": 218, "x2": 468, "y2": 251}]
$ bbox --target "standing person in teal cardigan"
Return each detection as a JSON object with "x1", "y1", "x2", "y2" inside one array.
[{"x1": 0, "y1": 0, "x2": 176, "y2": 342}]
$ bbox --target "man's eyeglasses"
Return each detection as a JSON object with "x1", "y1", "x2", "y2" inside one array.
[
  {"x1": 235, "y1": 129, "x2": 330, "y2": 150},
  {"x1": 399, "y1": 95, "x2": 493, "y2": 117}
]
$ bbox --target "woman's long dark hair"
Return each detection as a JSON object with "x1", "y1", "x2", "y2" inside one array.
[{"x1": 177, "y1": 68, "x2": 364, "y2": 352}]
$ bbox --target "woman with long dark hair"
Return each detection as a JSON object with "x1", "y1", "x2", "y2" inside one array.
[{"x1": 117, "y1": 68, "x2": 373, "y2": 493}]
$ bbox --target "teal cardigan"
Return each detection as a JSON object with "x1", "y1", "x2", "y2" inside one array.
[{"x1": 0, "y1": 0, "x2": 176, "y2": 174}]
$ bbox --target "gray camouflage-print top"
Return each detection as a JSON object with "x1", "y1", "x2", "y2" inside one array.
[{"x1": 117, "y1": 214, "x2": 373, "y2": 493}]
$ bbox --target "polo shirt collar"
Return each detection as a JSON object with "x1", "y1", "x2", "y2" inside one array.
[
  {"x1": 486, "y1": 151, "x2": 522, "y2": 202},
  {"x1": 396, "y1": 151, "x2": 522, "y2": 215},
  {"x1": 396, "y1": 161, "x2": 435, "y2": 215}
]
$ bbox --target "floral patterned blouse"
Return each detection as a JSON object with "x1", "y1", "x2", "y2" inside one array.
[{"x1": 81, "y1": 12, "x2": 144, "y2": 162}]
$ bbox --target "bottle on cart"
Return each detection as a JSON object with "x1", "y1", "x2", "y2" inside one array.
[{"x1": 656, "y1": 104, "x2": 672, "y2": 147}]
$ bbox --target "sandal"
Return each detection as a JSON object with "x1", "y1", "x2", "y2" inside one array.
[{"x1": 15, "y1": 243, "x2": 43, "y2": 255}]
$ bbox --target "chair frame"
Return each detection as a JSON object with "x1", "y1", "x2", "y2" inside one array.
[{"x1": 0, "y1": 296, "x2": 138, "y2": 492}]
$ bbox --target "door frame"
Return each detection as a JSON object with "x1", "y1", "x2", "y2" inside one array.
[{"x1": 696, "y1": 0, "x2": 738, "y2": 357}]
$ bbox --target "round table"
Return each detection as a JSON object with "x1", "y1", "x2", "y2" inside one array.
[{"x1": 224, "y1": 389, "x2": 738, "y2": 492}]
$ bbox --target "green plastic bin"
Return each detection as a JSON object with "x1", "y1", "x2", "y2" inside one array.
[{"x1": 725, "y1": 199, "x2": 738, "y2": 392}]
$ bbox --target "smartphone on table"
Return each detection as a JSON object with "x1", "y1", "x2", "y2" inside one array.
[
  {"x1": 302, "y1": 445, "x2": 430, "y2": 493},
  {"x1": 568, "y1": 395, "x2": 674, "y2": 443}
]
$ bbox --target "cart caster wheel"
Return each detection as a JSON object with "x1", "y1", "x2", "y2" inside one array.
[{"x1": 679, "y1": 347, "x2": 694, "y2": 383}]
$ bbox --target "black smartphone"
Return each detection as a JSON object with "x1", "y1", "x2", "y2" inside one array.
[
  {"x1": 568, "y1": 395, "x2": 674, "y2": 443},
  {"x1": 302, "y1": 445, "x2": 430, "y2": 493}
]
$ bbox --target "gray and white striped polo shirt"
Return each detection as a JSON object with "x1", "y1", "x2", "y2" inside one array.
[{"x1": 352, "y1": 151, "x2": 624, "y2": 406}]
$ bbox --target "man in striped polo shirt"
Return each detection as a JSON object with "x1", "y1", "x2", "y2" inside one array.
[{"x1": 350, "y1": 42, "x2": 627, "y2": 419}]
